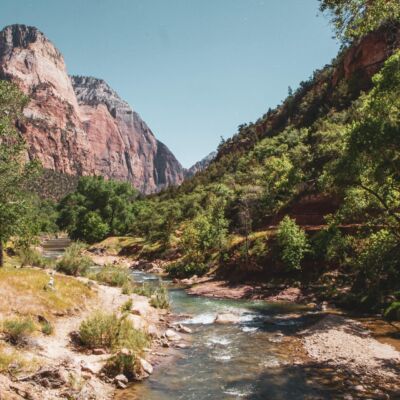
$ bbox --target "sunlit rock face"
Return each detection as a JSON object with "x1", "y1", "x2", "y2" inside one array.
[
  {"x1": 71, "y1": 76, "x2": 184, "y2": 193},
  {"x1": 0, "y1": 24, "x2": 184, "y2": 193}
]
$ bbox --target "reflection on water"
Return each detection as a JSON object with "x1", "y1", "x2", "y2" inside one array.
[{"x1": 119, "y1": 271, "x2": 346, "y2": 400}]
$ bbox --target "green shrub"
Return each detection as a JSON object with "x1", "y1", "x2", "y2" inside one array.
[
  {"x1": 2, "y1": 317, "x2": 35, "y2": 344},
  {"x1": 56, "y1": 242, "x2": 92, "y2": 276},
  {"x1": 78, "y1": 312, "x2": 149, "y2": 353},
  {"x1": 249, "y1": 237, "x2": 268, "y2": 258},
  {"x1": 132, "y1": 283, "x2": 157, "y2": 297},
  {"x1": 311, "y1": 224, "x2": 354, "y2": 265},
  {"x1": 166, "y1": 260, "x2": 208, "y2": 278},
  {"x1": 277, "y1": 216, "x2": 309, "y2": 270},
  {"x1": 116, "y1": 318, "x2": 149, "y2": 353},
  {"x1": 18, "y1": 247, "x2": 51, "y2": 268},
  {"x1": 121, "y1": 299, "x2": 133, "y2": 313},
  {"x1": 384, "y1": 301, "x2": 400, "y2": 321},
  {"x1": 94, "y1": 264, "x2": 131, "y2": 287},
  {"x1": 149, "y1": 285, "x2": 170, "y2": 309},
  {"x1": 40, "y1": 321, "x2": 53, "y2": 335},
  {"x1": 79, "y1": 311, "x2": 120, "y2": 349},
  {"x1": 104, "y1": 351, "x2": 138, "y2": 380}
]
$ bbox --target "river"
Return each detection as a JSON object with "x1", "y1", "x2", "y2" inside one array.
[
  {"x1": 43, "y1": 238, "x2": 399, "y2": 399},
  {"x1": 121, "y1": 271, "x2": 344, "y2": 400}
]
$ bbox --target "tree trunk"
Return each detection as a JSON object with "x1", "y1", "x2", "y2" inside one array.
[{"x1": 0, "y1": 241, "x2": 3, "y2": 267}]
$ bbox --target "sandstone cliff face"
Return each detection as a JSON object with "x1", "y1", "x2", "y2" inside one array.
[
  {"x1": 0, "y1": 24, "x2": 184, "y2": 193},
  {"x1": 0, "y1": 24, "x2": 94, "y2": 175},
  {"x1": 71, "y1": 76, "x2": 183, "y2": 192}
]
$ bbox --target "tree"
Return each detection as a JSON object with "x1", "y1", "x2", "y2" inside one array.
[
  {"x1": 57, "y1": 176, "x2": 138, "y2": 243},
  {"x1": 0, "y1": 81, "x2": 39, "y2": 266},
  {"x1": 236, "y1": 186, "x2": 262, "y2": 266},
  {"x1": 336, "y1": 51, "x2": 400, "y2": 235},
  {"x1": 319, "y1": 0, "x2": 400, "y2": 44},
  {"x1": 277, "y1": 216, "x2": 309, "y2": 270}
]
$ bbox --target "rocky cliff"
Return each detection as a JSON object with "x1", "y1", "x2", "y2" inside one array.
[
  {"x1": 185, "y1": 151, "x2": 216, "y2": 178},
  {"x1": 0, "y1": 24, "x2": 184, "y2": 193},
  {"x1": 71, "y1": 76, "x2": 184, "y2": 192}
]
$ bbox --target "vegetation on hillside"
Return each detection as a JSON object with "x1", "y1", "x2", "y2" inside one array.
[{"x1": 0, "y1": 1, "x2": 399, "y2": 320}]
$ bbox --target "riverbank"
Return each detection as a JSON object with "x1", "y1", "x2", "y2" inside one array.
[
  {"x1": 0, "y1": 247, "x2": 192, "y2": 400},
  {"x1": 185, "y1": 276, "x2": 309, "y2": 302}
]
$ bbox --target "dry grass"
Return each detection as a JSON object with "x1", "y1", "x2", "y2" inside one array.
[
  {"x1": 0, "y1": 342, "x2": 40, "y2": 373},
  {"x1": 90, "y1": 236, "x2": 162, "y2": 259},
  {"x1": 0, "y1": 266, "x2": 94, "y2": 320},
  {"x1": 89, "y1": 236, "x2": 142, "y2": 255}
]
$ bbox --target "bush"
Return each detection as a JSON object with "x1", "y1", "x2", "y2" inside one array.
[
  {"x1": 116, "y1": 317, "x2": 149, "y2": 352},
  {"x1": 56, "y1": 242, "x2": 92, "y2": 276},
  {"x1": 78, "y1": 312, "x2": 149, "y2": 353},
  {"x1": 384, "y1": 301, "x2": 400, "y2": 321},
  {"x1": 277, "y1": 216, "x2": 309, "y2": 270},
  {"x1": 18, "y1": 247, "x2": 50, "y2": 268},
  {"x1": 121, "y1": 299, "x2": 133, "y2": 313},
  {"x1": 104, "y1": 351, "x2": 138, "y2": 380},
  {"x1": 94, "y1": 264, "x2": 131, "y2": 287},
  {"x1": 149, "y1": 285, "x2": 170, "y2": 309},
  {"x1": 132, "y1": 283, "x2": 157, "y2": 297},
  {"x1": 166, "y1": 260, "x2": 208, "y2": 278},
  {"x1": 79, "y1": 311, "x2": 120, "y2": 349},
  {"x1": 2, "y1": 317, "x2": 35, "y2": 344},
  {"x1": 311, "y1": 223, "x2": 355, "y2": 265},
  {"x1": 40, "y1": 321, "x2": 53, "y2": 335}
]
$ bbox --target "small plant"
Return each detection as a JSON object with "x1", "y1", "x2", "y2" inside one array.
[
  {"x1": 40, "y1": 321, "x2": 53, "y2": 335},
  {"x1": 79, "y1": 311, "x2": 120, "y2": 349},
  {"x1": 94, "y1": 264, "x2": 131, "y2": 287},
  {"x1": 104, "y1": 351, "x2": 138, "y2": 380},
  {"x1": 277, "y1": 216, "x2": 309, "y2": 270},
  {"x1": 132, "y1": 282, "x2": 157, "y2": 297},
  {"x1": 121, "y1": 281, "x2": 133, "y2": 295},
  {"x1": 384, "y1": 301, "x2": 400, "y2": 321},
  {"x1": 56, "y1": 242, "x2": 92, "y2": 276},
  {"x1": 149, "y1": 286, "x2": 170, "y2": 309},
  {"x1": 116, "y1": 318, "x2": 149, "y2": 353},
  {"x1": 2, "y1": 317, "x2": 35, "y2": 345},
  {"x1": 18, "y1": 246, "x2": 51, "y2": 268},
  {"x1": 121, "y1": 298, "x2": 133, "y2": 313}
]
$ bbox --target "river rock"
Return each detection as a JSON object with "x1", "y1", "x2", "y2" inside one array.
[
  {"x1": 114, "y1": 374, "x2": 128, "y2": 384},
  {"x1": 214, "y1": 313, "x2": 240, "y2": 324},
  {"x1": 177, "y1": 324, "x2": 192, "y2": 334},
  {"x1": 139, "y1": 358, "x2": 153, "y2": 375},
  {"x1": 92, "y1": 348, "x2": 107, "y2": 355},
  {"x1": 165, "y1": 329, "x2": 181, "y2": 341}
]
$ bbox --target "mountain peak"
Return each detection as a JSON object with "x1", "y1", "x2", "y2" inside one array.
[{"x1": 0, "y1": 24, "x2": 53, "y2": 57}]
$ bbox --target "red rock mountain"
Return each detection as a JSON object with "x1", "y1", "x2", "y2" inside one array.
[{"x1": 0, "y1": 24, "x2": 184, "y2": 193}]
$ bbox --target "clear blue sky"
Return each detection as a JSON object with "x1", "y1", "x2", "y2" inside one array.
[{"x1": 0, "y1": 0, "x2": 339, "y2": 168}]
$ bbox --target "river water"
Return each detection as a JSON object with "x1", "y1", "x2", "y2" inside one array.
[
  {"x1": 43, "y1": 239, "x2": 398, "y2": 399},
  {"x1": 123, "y1": 271, "x2": 344, "y2": 400}
]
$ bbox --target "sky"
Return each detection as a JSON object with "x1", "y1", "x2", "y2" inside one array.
[{"x1": 0, "y1": 0, "x2": 339, "y2": 168}]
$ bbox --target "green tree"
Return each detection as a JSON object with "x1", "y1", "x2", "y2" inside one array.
[
  {"x1": 336, "y1": 51, "x2": 400, "y2": 235},
  {"x1": 0, "y1": 81, "x2": 39, "y2": 266},
  {"x1": 277, "y1": 216, "x2": 309, "y2": 270},
  {"x1": 57, "y1": 176, "x2": 138, "y2": 243},
  {"x1": 319, "y1": 0, "x2": 400, "y2": 44}
]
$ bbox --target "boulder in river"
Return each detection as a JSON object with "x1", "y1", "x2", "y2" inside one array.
[{"x1": 214, "y1": 313, "x2": 240, "y2": 324}]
